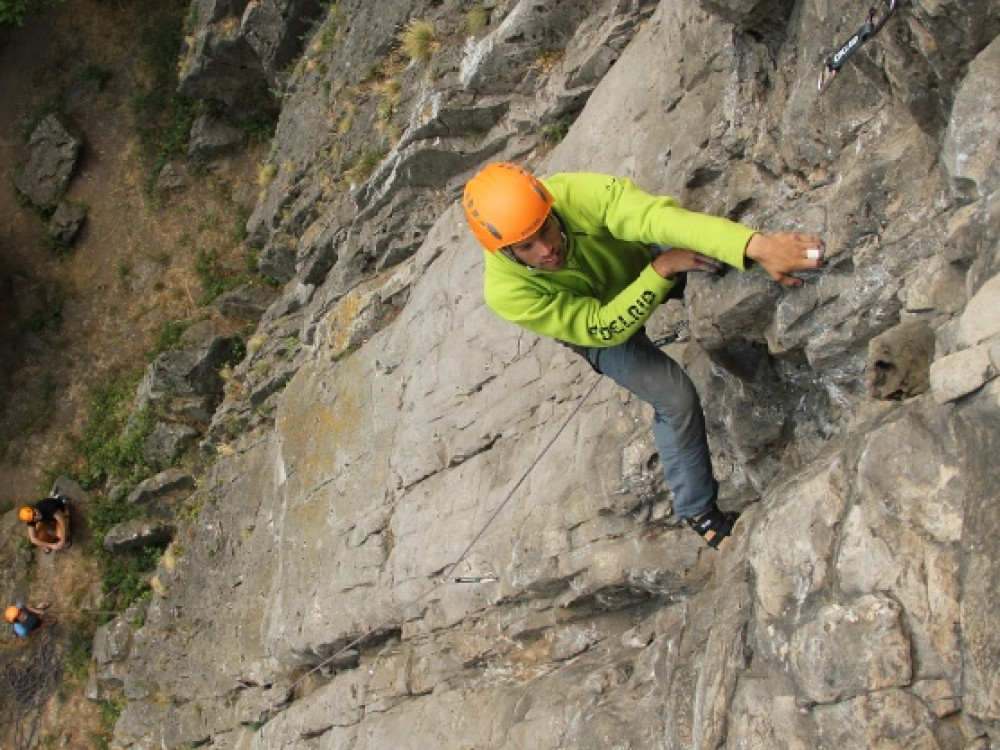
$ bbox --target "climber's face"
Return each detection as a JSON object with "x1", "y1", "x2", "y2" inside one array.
[{"x1": 507, "y1": 214, "x2": 566, "y2": 271}]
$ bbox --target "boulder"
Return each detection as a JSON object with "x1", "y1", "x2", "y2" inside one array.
[
  {"x1": 103, "y1": 518, "x2": 176, "y2": 553},
  {"x1": 187, "y1": 113, "x2": 244, "y2": 160},
  {"x1": 15, "y1": 114, "x2": 82, "y2": 212},
  {"x1": 930, "y1": 344, "x2": 995, "y2": 403},
  {"x1": 141, "y1": 422, "x2": 200, "y2": 468},
  {"x1": 865, "y1": 320, "x2": 936, "y2": 400},
  {"x1": 126, "y1": 468, "x2": 196, "y2": 505},
  {"x1": 134, "y1": 335, "x2": 243, "y2": 422},
  {"x1": 209, "y1": 283, "x2": 278, "y2": 320},
  {"x1": 47, "y1": 200, "x2": 87, "y2": 248}
]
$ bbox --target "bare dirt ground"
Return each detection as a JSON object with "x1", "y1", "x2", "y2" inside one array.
[{"x1": 0, "y1": 1, "x2": 264, "y2": 746}]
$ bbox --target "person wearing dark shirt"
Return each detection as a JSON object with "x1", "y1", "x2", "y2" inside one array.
[{"x1": 18, "y1": 495, "x2": 72, "y2": 552}]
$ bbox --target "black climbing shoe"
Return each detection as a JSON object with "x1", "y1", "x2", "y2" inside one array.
[{"x1": 686, "y1": 506, "x2": 738, "y2": 549}]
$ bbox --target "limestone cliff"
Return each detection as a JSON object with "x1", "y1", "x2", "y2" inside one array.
[{"x1": 105, "y1": 0, "x2": 1000, "y2": 747}]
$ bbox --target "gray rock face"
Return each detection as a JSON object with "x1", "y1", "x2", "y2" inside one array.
[
  {"x1": 107, "y1": 0, "x2": 1000, "y2": 749},
  {"x1": 126, "y1": 469, "x2": 196, "y2": 505},
  {"x1": 943, "y1": 33, "x2": 1000, "y2": 200},
  {"x1": 103, "y1": 518, "x2": 177, "y2": 553},
  {"x1": 141, "y1": 421, "x2": 199, "y2": 469},
  {"x1": 88, "y1": 616, "x2": 136, "y2": 701},
  {"x1": 210, "y1": 283, "x2": 279, "y2": 320},
  {"x1": 187, "y1": 113, "x2": 244, "y2": 160},
  {"x1": 134, "y1": 335, "x2": 243, "y2": 423},
  {"x1": 178, "y1": 0, "x2": 325, "y2": 118}
]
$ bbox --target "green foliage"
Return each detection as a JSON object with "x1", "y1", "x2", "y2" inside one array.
[
  {"x1": 195, "y1": 248, "x2": 237, "y2": 304},
  {"x1": 197, "y1": 210, "x2": 219, "y2": 232},
  {"x1": 238, "y1": 114, "x2": 276, "y2": 146},
  {"x1": 23, "y1": 287, "x2": 63, "y2": 333},
  {"x1": 152, "y1": 319, "x2": 191, "y2": 356},
  {"x1": 75, "y1": 376, "x2": 154, "y2": 489},
  {"x1": 540, "y1": 119, "x2": 570, "y2": 145},
  {"x1": 90, "y1": 495, "x2": 163, "y2": 615},
  {"x1": 101, "y1": 546, "x2": 161, "y2": 612},
  {"x1": 195, "y1": 243, "x2": 277, "y2": 304},
  {"x1": 130, "y1": 0, "x2": 199, "y2": 187},
  {"x1": 0, "y1": 0, "x2": 60, "y2": 26},
  {"x1": 88, "y1": 494, "x2": 142, "y2": 549},
  {"x1": 18, "y1": 103, "x2": 59, "y2": 142},
  {"x1": 115, "y1": 259, "x2": 131, "y2": 283},
  {"x1": 316, "y1": 25, "x2": 337, "y2": 54},
  {"x1": 89, "y1": 698, "x2": 124, "y2": 749},
  {"x1": 79, "y1": 62, "x2": 111, "y2": 86},
  {"x1": 60, "y1": 623, "x2": 95, "y2": 691}
]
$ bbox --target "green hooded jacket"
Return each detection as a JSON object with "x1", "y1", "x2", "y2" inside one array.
[{"x1": 482, "y1": 172, "x2": 757, "y2": 347}]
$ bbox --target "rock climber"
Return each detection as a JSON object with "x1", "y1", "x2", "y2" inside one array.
[
  {"x1": 5, "y1": 602, "x2": 55, "y2": 639},
  {"x1": 18, "y1": 494, "x2": 72, "y2": 553},
  {"x1": 462, "y1": 163, "x2": 825, "y2": 548}
]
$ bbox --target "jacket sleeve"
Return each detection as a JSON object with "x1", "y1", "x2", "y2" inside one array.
[
  {"x1": 549, "y1": 173, "x2": 755, "y2": 269},
  {"x1": 483, "y1": 173, "x2": 757, "y2": 348},
  {"x1": 484, "y1": 261, "x2": 675, "y2": 347}
]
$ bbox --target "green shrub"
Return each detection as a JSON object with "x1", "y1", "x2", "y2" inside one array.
[
  {"x1": 540, "y1": 119, "x2": 570, "y2": 144},
  {"x1": 75, "y1": 377, "x2": 154, "y2": 489},
  {"x1": 61, "y1": 623, "x2": 95, "y2": 690},
  {"x1": 23, "y1": 287, "x2": 63, "y2": 333},
  {"x1": 88, "y1": 493, "x2": 142, "y2": 548},
  {"x1": 195, "y1": 248, "x2": 237, "y2": 304},
  {"x1": 0, "y1": 0, "x2": 60, "y2": 26},
  {"x1": 152, "y1": 319, "x2": 191, "y2": 356},
  {"x1": 101, "y1": 546, "x2": 162, "y2": 612},
  {"x1": 130, "y1": 0, "x2": 199, "y2": 187},
  {"x1": 89, "y1": 698, "x2": 124, "y2": 749}
]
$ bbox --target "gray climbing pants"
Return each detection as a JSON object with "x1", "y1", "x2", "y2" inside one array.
[{"x1": 579, "y1": 329, "x2": 717, "y2": 520}]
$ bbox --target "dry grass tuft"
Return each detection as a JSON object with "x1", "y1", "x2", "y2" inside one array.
[{"x1": 398, "y1": 19, "x2": 439, "y2": 64}]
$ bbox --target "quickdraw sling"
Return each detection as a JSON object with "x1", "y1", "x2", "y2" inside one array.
[{"x1": 818, "y1": 0, "x2": 905, "y2": 91}]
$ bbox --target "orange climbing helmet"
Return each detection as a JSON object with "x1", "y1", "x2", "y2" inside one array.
[
  {"x1": 463, "y1": 162, "x2": 554, "y2": 252},
  {"x1": 18, "y1": 506, "x2": 35, "y2": 523},
  {"x1": 5, "y1": 605, "x2": 20, "y2": 623}
]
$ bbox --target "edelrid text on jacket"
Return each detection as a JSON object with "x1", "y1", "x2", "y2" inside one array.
[{"x1": 482, "y1": 172, "x2": 756, "y2": 347}]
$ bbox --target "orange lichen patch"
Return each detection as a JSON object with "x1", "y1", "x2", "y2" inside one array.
[
  {"x1": 276, "y1": 355, "x2": 370, "y2": 492},
  {"x1": 320, "y1": 264, "x2": 410, "y2": 359}
]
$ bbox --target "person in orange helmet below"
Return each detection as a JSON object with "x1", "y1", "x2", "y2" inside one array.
[
  {"x1": 463, "y1": 163, "x2": 825, "y2": 549},
  {"x1": 5, "y1": 602, "x2": 55, "y2": 639},
  {"x1": 18, "y1": 494, "x2": 72, "y2": 553}
]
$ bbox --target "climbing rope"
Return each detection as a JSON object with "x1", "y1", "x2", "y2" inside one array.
[
  {"x1": 818, "y1": 0, "x2": 905, "y2": 92},
  {"x1": 288, "y1": 371, "x2": 604, "y2": 692}
]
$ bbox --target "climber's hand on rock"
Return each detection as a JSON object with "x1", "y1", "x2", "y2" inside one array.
[
  {"x1": 651, "y1": 248, "x2": 724, "y2": 280},
  {"x1": 745, "y1": 232, "x2": 825, "y2": 287}
]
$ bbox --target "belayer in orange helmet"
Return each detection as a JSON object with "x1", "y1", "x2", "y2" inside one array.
[
  {"x1": 463, "y1": 162, "x2": 826, "y2": 548},
  {"x1": 5, "y1": 602, "x2": 54, "y2": 638},
  {"x1": 18, "y1": 494, "x2": 73, "y2": 553}
]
